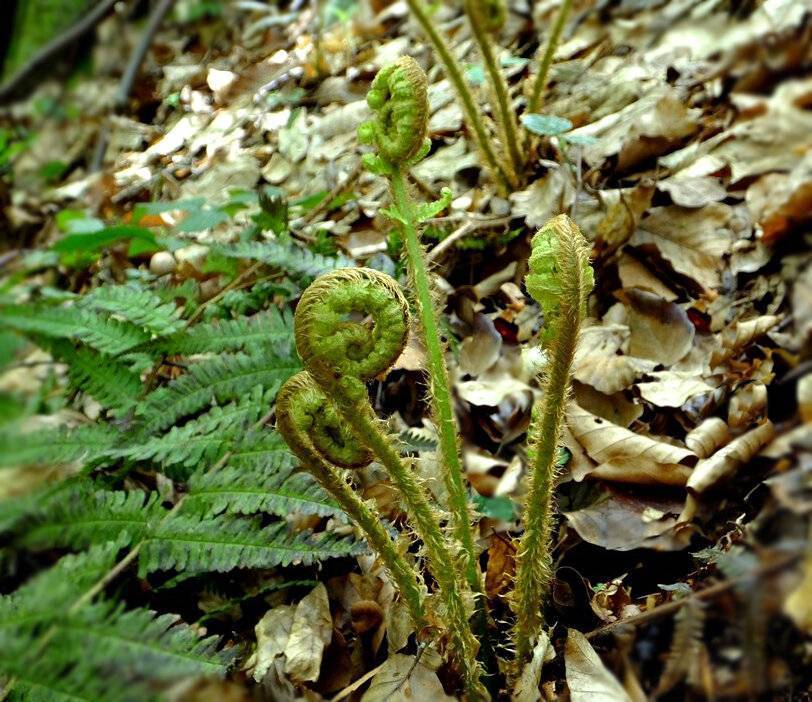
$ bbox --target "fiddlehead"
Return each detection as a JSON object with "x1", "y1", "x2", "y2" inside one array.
[
  {"x1": 511, "y1": 214, "x2": 594, "y2": 666},
  {"x1": 357, "y1": 56, "x2": 431, "y2": 172},
  {"x1": 276, "y1": 372, "x2": 426, "y2": 630},
  {"x1": 473, "y1": 0, "x2": 507, "y2": 32},
  {"x1": 289, "y1": 267, "x2": 487, "y2": 699}
]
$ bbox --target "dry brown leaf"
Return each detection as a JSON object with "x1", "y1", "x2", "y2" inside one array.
[
  {"x1": 572, "y1": 382, "x2": 643, "y2": 428},
  {"x1": 685, "y1": 417, "x2": 732, "y2": 459},
  {"x1": 564, "y1": 489, "x2": 685, "y2": 552},
  {"x1": 510, "y1": 166, "x2": 576, "y2": 228},
  {"x1": 567, "y1": 404, "x2": 696, "y2": 466},
  {"x1": 686, "y1": 421, "x2": 776, "y2": 494},
  {"x1": 747, "y1": 152, "x2": 812, "y2": 244},
  {"x1": 728, "y1": 382, "x2": 768, "y2": 429},
  {"x1": 590, "y1": 459, "x2": 692, "y2": 487},
  {"x1": 637, "y1": 372, "x2": 715, "y2": 408},
  {"x1": 710, "y1": 315, "x2": 781, "y2": 366},
  {"x1": 565, "y1": 629, "x2": 633, "y2": 702},
  {"x1": 512, "y1": 630, "x2": 555, "y2": 702},
  {"x1": 630, "y1": 204, "x2": 733, "y2": 292},
  {"x1": 799, "y1": 375, "x2": 812, "y2": 423},
  {"x1": 658, "y1": 176, "x2": 727, "y2": 209},
  {"x1": 284, "y1": 583, "x2": 333, "y2": 683},
  {"x1": 620, "y1": 290, "x2": 696, "y2": 366},
  {"x1": 361, "y1": 653, "x2": 453, "y2": 702},
  {"x1": 247, "y1": 604, "x2": 296, "y2": 683},
  {"x1": 617, "y1": 255, "x2": 677, "y2": 301},
  {"x1": 573, "y1": 323, "x2": 657, "y2": 394},
  {"x1": 485, "y1": 534, "x2": 516, "y2": 599}
]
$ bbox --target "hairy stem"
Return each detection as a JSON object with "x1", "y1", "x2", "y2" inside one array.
[
  {"x1": 342, "y1": 399, "x2": 487, "y2": 700},
  {"x1": 527, "y1": 0, "x2": 573, "y2": 115},
  {"x1": 511, "y1": 215, "x2": 593, "y2": 665},
  {"x1": 464, "y1": 0, "x2": 524, "y2": 181},
  {"x1": 305, "y1": 458, "x2": 427, "y2": 630},
  {"x1": 404, "y1": 0, "x2": 516, "y2": 192}
]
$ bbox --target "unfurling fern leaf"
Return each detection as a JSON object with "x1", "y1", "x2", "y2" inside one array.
[
  {"x1": 136, "y1": 351, "x2": 300, "y2": 434},
  {"x1": 185, "y1": 463, "x2": 342, "y2": 518},
  {"x1": 140, "y1": 515, "x2": 365, "y2": 576}
]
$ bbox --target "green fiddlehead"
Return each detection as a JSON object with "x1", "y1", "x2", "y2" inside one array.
[
  {"x1": 276, "y1": 372, "x2": 426, "y2": 630},
  {"x1": 511, "y1": 214, "x2": 594, "y2": 666},
  {"x1": 359, "y1": 54, "x2": 489, "y2": 613},
  {"x1": 287, "y1": 267, "x2": 487, "y2": 699}
]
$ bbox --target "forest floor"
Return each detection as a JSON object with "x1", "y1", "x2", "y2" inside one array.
[{"x1": 1, "y1": 0, "x2": 812, "y2": 700}]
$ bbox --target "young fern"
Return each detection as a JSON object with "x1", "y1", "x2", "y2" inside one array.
[
  {"x1": 526, "y1": 0, "x2": 574, "y2": 115},
  {"x1": 358, "y1": 58, "x2": 485, "y2": 623},
  {"x1": 277, "y1": 267, "x2": 486, "y2": 699},
  {"x1": 511, "y1": 215, "x2": 594, "y2": 665},
  {"x1": 463, "y1": 0, "x2": 524, "y2": 180},
  {"x1": 401, "y1": 3, "x2": 516, "y2": 192}
]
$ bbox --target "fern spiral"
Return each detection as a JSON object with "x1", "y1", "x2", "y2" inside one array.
[
  {"x1": 357, "y1": 56, "x2": 431, "y2": 170},
  {"x1": 278, "y1": 267, "x2": 486, "y2": 699}
]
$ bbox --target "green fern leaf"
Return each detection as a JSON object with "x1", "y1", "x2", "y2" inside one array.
[
  {"x1": 0, "y1": 424, "x2": 120, "y2": 469},
  {"x1": 55, "y1": 602, "x2": 236, "y2": 681},
  {"x1": 21, "y1": 485, "x2": 160, "y2": 551},
  {"x1": 140, "y1": 516, "x2": 365, "y2": 576},
  {"x1": 226, "y1": 431, "x2": 296, "y2": 471},
  {"x1": 157, "y1": 308, "x2": 293, "y2": 355},
  {"x1": 122, "y1": 389, "x2": 269, "y2": 470},
  {"x1": 213, "y1": 240, "x2": 352, "y2": 279},
  {"x1": 80, "y1": 284, "x2": 184, "y2": 336},
  {"x1": 136, "y1": 350, "x2": 299, "y2": 433},
  {"x1": 185, "y1": 463, "x2": 341, "y2": 518}
]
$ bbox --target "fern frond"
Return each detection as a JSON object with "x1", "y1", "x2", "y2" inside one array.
[
  {"x1": 21, "y1": 485, "x2": 159, "y2": 551},
  {"x1": 50, "y1": 342, "x2": 141, "y2": 412},
  {"x1": 140, "y1": 516, "x2": 365, "y2": 576},
  {"x1": 80, "y1": 284, "x2": 184, "y2": 336},
  {"x1": 157, "y1": 308, "x2": 293, "y2": 355},
  {"x1": 213, "y1": 240, "x2": 352, "y2": 280},
  {"x1": 136, "y1": 350, "x2": 299, "y2": 433},
  {"x1": 0, "y1": 424, "x2": 119, "y2": 469},
  {"x1": 185, "y1": 463, "x2": 341, "y2": 518},
  {"x1": 122, "y1": 389, "x2": 269, "y2": 470},
  {"x1": 0, "y1": 305, "x2": 150, "y2": 356},
  {"x1": 227, "y1": 431, "x2": 297, "y2": 471},
  {"x1": 55, "y1": 602, "x2": 237, "y2": 681},
  {"x1": 4, "y1": 663, "x2": 144, "y2": 702}
]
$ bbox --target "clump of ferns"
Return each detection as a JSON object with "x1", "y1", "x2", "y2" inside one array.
[
  {"x1": 276, "y1": 58, "x2": 593, "y2": 699},
  {"x1": 400, "y1": 0, "x2": 576, "y2": 194}
]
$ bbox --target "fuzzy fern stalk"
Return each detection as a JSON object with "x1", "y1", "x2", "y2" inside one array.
[
  {"x1": 276, "y1": 371, "x2": 427, "y2": 631},
  {"x1": 526, "y1": 0, "x2": 574, "y2": 115},
  {"x1": 401, "y1": 2, "x2": 516, "y2": 192},
  {"x1": 511, "y1": 215, "x2": 594, "y2": 665},
  {"x1": 463, "y1": 0, "x2": 524, "y2": 182},
  {"x1": 283, "y1": 267, "x2": 487, "y2": 699},
  {"x1": 358, "y1": 58, "x2": 486, "y2": 620}
]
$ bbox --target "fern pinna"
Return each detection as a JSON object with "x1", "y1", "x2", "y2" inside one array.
[{"x1": 0, "y1": 241, "x2": 366, "y2": 700}]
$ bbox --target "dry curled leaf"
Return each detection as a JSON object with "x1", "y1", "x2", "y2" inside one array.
[
  {"x1": 686, "y1": 420, "x2": 776, "y2": 494},
  {"x1": 284, "y1": 583, "x2": 333, "y2": 683},
  {"x1": 711, "y1": 315, "x2": 781, "y2": 366},
  {"x1": 512, "y1": 630, "x2": 555, "y2": 702},
  {"x1": 361, "y1": 653, "x2": 453, "y2": 702},
  {"x1": 685, "y1": 417, "x2": 732, "y2": 459},
  {"x1": 619, "y1": 290, "x2": 696, "y2": 367}
]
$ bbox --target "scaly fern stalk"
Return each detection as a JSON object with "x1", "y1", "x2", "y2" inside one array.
[
  {"x1": 358, "y1": 56, "x2": 487, "y2": 640},
  {"x1": 464, "y1": 0, "x2": 524, "y2": 181},
  {"x1": 276, "y1": 372, "x2": 426, "y2": 632},
  {"x1": 511, "y1": 215, "x2": 594, "y2": 665},
  {"x1": 280, "y1": 266, "x2": 486, "y2": 699},
  {"x1": 526, "y1": 0, "x2": 573, "y2": 115},
  {"x1": 403, "y1": 0, "x2": 515, "y2": 192}
]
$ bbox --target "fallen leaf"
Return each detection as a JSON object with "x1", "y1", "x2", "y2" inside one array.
[
  {"x1": 637, "y1": 372, "x2": 715, "y2": 408},
  {"x1": 284, "y1": 583, "x2": 333, "y2": 683},
  {"x1": 630, "y1": 204, "x2": 734, "y2": 292},
  {"x1": 247, "y1": 604, "x2": 296, "y2": 683},
  {"x1": 686, "y1": 420, "x2": 776, "y2": 494},
  {"x1": 361, "y1": 653, "x2": 454, "y2": 702},
  {"x1": 512, "y1": 630, "x2": 555, "y2": 702},
  {"x1": 565, "y1": 629, "x2": 633, "y2": 702},
  {"x1": 619, "y1": 290, "x2": 696, "y2": 366},
  {"x1": 658, "y1": 175, "x2": 727, "y2": 208},
  {"x1": 685, "y1": 417, "x2": 732, "y2": 459}
]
